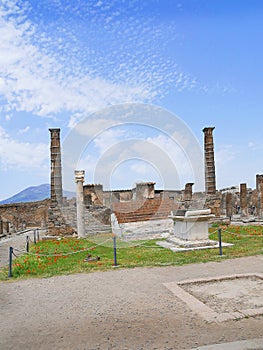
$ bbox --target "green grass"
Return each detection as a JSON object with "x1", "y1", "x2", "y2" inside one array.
[{"x1": 0, "y1": 225, "x2": 262, "y2": 281}]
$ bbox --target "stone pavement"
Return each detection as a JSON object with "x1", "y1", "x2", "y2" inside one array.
[{"x1": 192, "y1": 338, "x2": 263, "y2": 349}]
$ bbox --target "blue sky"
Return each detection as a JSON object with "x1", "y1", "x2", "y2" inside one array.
[{"x1": 0, "y1": 0, "x2": 263, "y2": 200}]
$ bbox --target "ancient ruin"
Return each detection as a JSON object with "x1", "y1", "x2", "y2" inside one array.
[
  {"x1": 75, "y1": 170, "x2": 86, "y2": 238},
  {"x1": 48, "y1": 128, "x2": 74, "y2": 236},
  {"x1": 203, "y1": 127, "x2": 216, "y2": 195},
  {"x1": 1, "y1": 125, "x2": 263, "y2": 239}
]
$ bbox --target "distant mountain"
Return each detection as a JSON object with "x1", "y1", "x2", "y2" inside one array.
[{"x1": 0, "y1": 184, "x2": 75, "y2": 204}]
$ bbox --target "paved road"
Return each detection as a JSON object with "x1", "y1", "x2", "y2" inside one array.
[{"x1": 0, "y1": 255, "x2": 262, "y2": 350}]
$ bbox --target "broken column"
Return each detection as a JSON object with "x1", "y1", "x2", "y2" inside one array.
[
  {"x1": 240, "y1": 183, "x2": 248, "y2": 217},
  {"x1": 184, "y1": 183, "x2": 194, "y2": 201},
  {"x1": 75, "y1": 170, "x2": 86, "y2": 238},
  {"x1": 48, "y1": 128, "x2": 74, "y2": 235},
  {"x1": 135, "y1": 182, "x2": 155, "y2": 201},
  {"x1": 256, "y1": 174, "x2": 263, "y2": 217},
  {"x1": 203, "y1": 127, "x2": 216, "y2": 195},
  {"x1": 3, "y1": 221, "x2": 9, "y2": 235},
  {"x1": 49, "y1": 128, "x2": 63, "y2": 206},
  {"x1": 83, "y1": 184, "x2": 103, "y2": 206},
  {"x1": 226, "y1": 192, "x2": 232, "y2": 218}
]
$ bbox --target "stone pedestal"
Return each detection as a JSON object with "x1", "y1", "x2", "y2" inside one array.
[{"x1": 170, "y1": 209, "x2": 214, "y2": 241}]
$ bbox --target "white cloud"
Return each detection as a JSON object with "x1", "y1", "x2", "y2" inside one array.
[
  {"x1": 18, "y1": 126, "x2": 30, "y2": 134},
  {"x1": 0, "y1": 126, "x2": 49, "y2": 172},
  {"x1": 0, "y1": 1, "x2": 154, "y2": 119},
  {"x1": 0, "y1": 0, "x2": 205, "y2": 124},
  {"x1": 215, "y1": 145, "x2": 238, "y2": 165},
  {"x1": 93, "y1": 128, "x2": 126, "y2": 154},
  {"x1": 248, "y1": 141, "x2": 262, "y2": 151}
]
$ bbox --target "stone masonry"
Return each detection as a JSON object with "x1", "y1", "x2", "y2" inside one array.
[
  {"x1": 240, "y1": 183, "x2": 248, "y2": 217},
  {"x1": 48, "y1": 128, "x2": 74, "y2": 235},
  {"x1": 203, "y1": 127, "x2": 216, "y2": 195},
  {"x1": 256, "y1": 174, "x2": 263, "y2": 218}
]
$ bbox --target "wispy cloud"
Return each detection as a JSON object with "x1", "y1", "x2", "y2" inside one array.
[
  {"x1": 215, "y1": 144, "x2": 238, "y2": 165},
  {"x1": 0, "y1": 0, "x2": 201, "y2": 124},
  {"x1": 248, "y1": 141, "x2": 263, "y2": 151},
  {"x1": 0, "y1": 126, "x2": 48, "y2": 172},
  {"x1": 18, "y1": 126, "x2": 30, "y2": 134}
]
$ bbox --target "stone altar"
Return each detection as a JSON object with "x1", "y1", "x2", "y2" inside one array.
[{"x1": 170, "y1": 209, "x2": 215, "y2": 241}]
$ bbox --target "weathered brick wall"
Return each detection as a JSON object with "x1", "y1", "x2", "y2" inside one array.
[
  {"x1": 113, "y1": 198, "x2": 179, "y2": 224},
  {"x1": 0, "y1": 199, "x2": 50, "y2": 230}
]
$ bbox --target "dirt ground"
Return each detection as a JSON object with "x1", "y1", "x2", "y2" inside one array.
[{"x1": 0, "y1": 251, "x2": 262, "y2": 350}]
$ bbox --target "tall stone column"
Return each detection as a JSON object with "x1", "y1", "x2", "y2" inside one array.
[
  {"x1": 184, "y1": 183, "x2": 194, "y2": 201},
  {"x1": 256, "y1": 174, "x2": 263, "y2": 217},
  {"x1": 75, "y1": 170, "x2": 86, "y2": 238},
  {"x1": 226, "y1": 192, "x2": 232, "y2": 218},
  {"x1": 203, "y1": 127, "x2": 216, "y2": 195},
  {"x1": 0, "y1": 219, "x2": 3, "y2": 235},
  {"x1": 240, "y1": 183, "x2": 248, "y2": 217},
  {"x1": 49, "y1": 128, "x2": 63, "y2": 207}
]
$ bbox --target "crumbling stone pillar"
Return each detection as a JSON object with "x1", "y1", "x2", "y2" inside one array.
[
  {"x1": 49, "y1": 128, "x2": 63, "y2": 207},
  {"x1": 48, "y1": 129, "x2": 74, "y2": 235},
  {"x1": 75, "y1": 170, "x2": 86, "y2": 238},
  {"x1": 240, "y1": 183, "x2": 248, "y2": 217},
  {"x1": 226, "y1": 192, "x2": 232, "y2": 218},
  {"x1": 256, "y1": 174, "x2": 263, "y2": 217},
  {"x1": 3, "y1": 221, "x2": 9, "y2": 234},
  {"x1": 135, "y1": 182, "x2": 155, "y2": 201},
  {"x1": 184, "y1": 183, "x2": 194, "y2": 201},
  {"x1": 203, "y1": 127, "x2": 216, "y2": 195},
  {"x1": 83, "y1": 184, "x2": 103, "y2": 206}
]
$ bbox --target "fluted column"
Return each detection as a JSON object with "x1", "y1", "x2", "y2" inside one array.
[
  {"x1": 203, "y1": 127, "x2": 216, "y2": 195},
  {"x1": 49, "y1": 128, "x2": 63, "y2": 207},
  {"x1": 75, "y1": 170, "x2": 86, "y2": 238}
]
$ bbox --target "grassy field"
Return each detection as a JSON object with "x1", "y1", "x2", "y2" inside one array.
[{"x1": 0, "y1": 224, "x2": 262, "y2": 280}]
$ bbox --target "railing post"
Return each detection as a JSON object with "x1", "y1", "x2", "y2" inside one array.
[
  {"x1": 8, "y1": 247, "x2": 13, "y2": 278},
  {"x1": 113, "y1": 235, "x2": 117, "y2": 267},
  {"x1": 218, "y1": 228, "x2": 223, "y2": 256},
  {"x1": 26, "y1": 235, "x2": 29, "y2": 252},
  {"x1": 36, "y1": 228, "x2": 40, "y2": 242},
  {"x1": 33, "y1": 229, "x2": 36, "y2": 244}
]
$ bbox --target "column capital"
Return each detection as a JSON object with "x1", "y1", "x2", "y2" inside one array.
[
  {"x1": 202, "y1": 127, "x2": 215, "y2": 135},
  {"x1": 49, "y1": 128, "x2": 61, "y2": 135},
  {"x1": 75, "y1": 170, "x2": 85, "y2": 183}
]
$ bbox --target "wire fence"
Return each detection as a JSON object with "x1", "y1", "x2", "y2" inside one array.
[{"x1": 5, "y1": 226, "x2": 263, "y2": 278}]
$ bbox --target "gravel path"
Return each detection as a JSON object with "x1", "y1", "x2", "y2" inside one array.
[
  {"x1": 0, "y1": 254, "x2": 262, "y2": 350},
  {"x1": 0, "y1": 229, "x2": 45, "y2": 267}
]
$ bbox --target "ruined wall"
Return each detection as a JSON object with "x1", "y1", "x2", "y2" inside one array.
[
  {"x1": 62, "y1": 205, "x2": 111, "y2": 234},
  {"x1": 113, "y1": 198, "x2": 179, "y2": 224},
  {"x1": 83, "y1": 184, "x2": 103, "y2": 206},
  {"x1": 0, "y1": 199, "x2": 50, "y2": 231}
]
